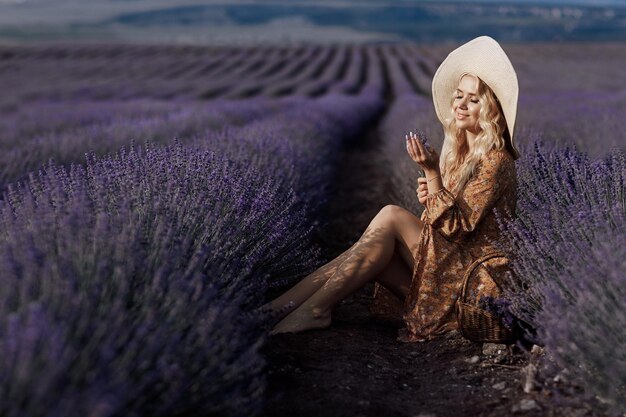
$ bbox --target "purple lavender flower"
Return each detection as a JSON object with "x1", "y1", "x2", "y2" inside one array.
[
  {"x1": 478, "y1": 295, "x2": 516, "y2": 331},
  {"x1": 412, "y1": 129, "x2": 431, "y2": 148}
]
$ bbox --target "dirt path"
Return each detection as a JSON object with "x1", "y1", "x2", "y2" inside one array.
[{"x1": 260, "y1": 124, "x2": 600, "y2": 417}]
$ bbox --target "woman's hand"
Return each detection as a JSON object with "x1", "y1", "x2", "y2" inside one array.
[
  {"x1": 406, "y1": 131, "x2": 439, "y2": 172},
  {"x1": 416, "y1": 177, "x2": 428, "y2": 205}
]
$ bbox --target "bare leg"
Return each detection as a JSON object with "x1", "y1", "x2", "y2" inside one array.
[
  {"x1": 375, "y1": 250, "x2": 413, "y2": 301},
  {"x1": 261, "y1": 242, "x2": 358, "y2": 321},
  {"x1": 270, "y1": 205, "x2": 423, "y2": 334}
]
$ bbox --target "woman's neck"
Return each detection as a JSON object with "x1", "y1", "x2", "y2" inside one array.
[{"x1": 465, "y1": 129, "x2": 478, "y2": 152}]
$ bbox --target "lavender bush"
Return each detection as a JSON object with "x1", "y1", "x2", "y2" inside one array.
[
  {"x1": 225, "y1": 47, "x2": 311, "y2": 98},
  {"x1": 0, "y1": 80, "x2": 384, "y2": 415},
  {"x1": 0, "y1": 96, "x2": 294, "y2": 194},
  {"x1": 328, "y1": 45, "x2": 364, "y2": 95},
  {"x1": 0, "y1": 44, "x2": 245, "y2": 102},
  {"x1": 0, "y1": 44, "x2": 376, "y2": 104},
  {"x1": 493, "y1": 136, "x2": 625, "y2": 413},
  {"x1": 264, "y1": 46, "x2": 334, "y2": 97},
  {"x1": 206, "y1": 90, "x2": 385, "y2": 223},
  {"x1": 0, "y1": 142, "x2": 293, "y2": 416},
  {"x1": 394, "y1": 43, "x2": 435, "y2": 96},
  {"x1": 516, "y1": 90, "x2": 626, "y2": 159},
  {"x1": 362, "y1": 45, "x2": 386, "y2": 98},
  {"x1": 295, "y1": 45, "x2": 349, "y2": 97},
  {"x1": 380, "y1": 46, "x2": 417, "y2": 98}
]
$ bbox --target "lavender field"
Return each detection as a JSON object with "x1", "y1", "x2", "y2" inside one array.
[{"x1": 0, "y1": 41, "x2": 624, "y2": 416}]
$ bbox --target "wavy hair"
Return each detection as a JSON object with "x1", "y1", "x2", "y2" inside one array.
[{"x1": 439, "y1": 72, "x2": 511, "y2": 196}]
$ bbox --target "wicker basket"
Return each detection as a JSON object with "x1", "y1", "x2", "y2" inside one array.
[{"x1": 455, "y1": 252, "x2": 516, "y2": 344}]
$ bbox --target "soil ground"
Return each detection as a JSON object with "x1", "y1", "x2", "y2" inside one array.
[{"x1": 260, "y1": 123, "x2": 606, "y2": 417}]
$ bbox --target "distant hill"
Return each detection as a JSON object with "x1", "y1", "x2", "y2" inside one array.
[{"x1": 0, "y1": 1, "x2": 624, "y2": 44}]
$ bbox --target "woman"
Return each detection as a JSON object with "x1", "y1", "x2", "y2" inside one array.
[{"x1": 265, "y1": 36, "x2": 522, "y2": 342}]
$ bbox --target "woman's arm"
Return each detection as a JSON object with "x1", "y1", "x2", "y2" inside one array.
[
  {"x1": 424, "y1": 170, "x2": 444, "y2": 195},
  {"x1": 422, "y1": 149, "x2": 513, "y2": 244},
  {"x1": 416, "y1": 175, "x2": 438, "y2": 223}
]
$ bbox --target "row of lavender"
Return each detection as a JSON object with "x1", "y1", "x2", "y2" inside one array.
[
  {"x1": 0, "y1": 43, "x2": 432, "y2": 104},
  {"x1": 496, "y1": 142, "x2": 625, "y2": 413},
  {"x1": 0, "y1": 90, "x2": 385, "y2": 416},
  {"x1": 489, "y1": 44, "x2": 626, "y2": 412},
  {"x1": 377, "y1": 44, "x2": 625, "y2": 412},
  {"x1": 0, "y1": 97, "x2": 291, "y2": 194},
  {"x1": 0, "y1": 44, "x2": 390, "y2": 196},
  {"x1": 0, "y1": 41, "x2": 397, "y2": 415}
]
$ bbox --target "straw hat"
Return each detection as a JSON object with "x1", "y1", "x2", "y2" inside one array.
[{"x1": 432, "y1": 36, "x2": 521, "y2": 160}]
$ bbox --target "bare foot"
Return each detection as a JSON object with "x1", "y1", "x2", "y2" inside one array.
[
  {"x1": 269, "y1": 306, "x2": 331, "y2": 335},
  {"x1": 259, "y1": 301, "x2": 297, "y2": 325}
]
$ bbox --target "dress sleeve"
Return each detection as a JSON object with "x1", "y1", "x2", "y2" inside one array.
[{"x1": 423, "y1": 150, "x2": 512, "y2": 244}]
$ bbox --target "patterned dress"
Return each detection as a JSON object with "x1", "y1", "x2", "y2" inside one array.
[{"x1": 369, "y1": 147, "x2": 518, "y2": 343}]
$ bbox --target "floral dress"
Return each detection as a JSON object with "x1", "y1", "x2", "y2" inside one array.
[{"x1": 369, "y1": 147, "x2": 518, "y2": 343}]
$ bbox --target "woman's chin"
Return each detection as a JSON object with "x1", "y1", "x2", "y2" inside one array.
[{"x1": 455, "y1": 121, "x2": 467, "y2": 130}]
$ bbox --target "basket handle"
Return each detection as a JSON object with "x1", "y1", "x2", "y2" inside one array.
[{"x1": 458, "y1": 251, "x2": 508, "y2": 304}]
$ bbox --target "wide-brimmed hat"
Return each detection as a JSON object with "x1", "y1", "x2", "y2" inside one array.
[{"x1": 432, "y1": 35, "x2": 521, "y2": 160}]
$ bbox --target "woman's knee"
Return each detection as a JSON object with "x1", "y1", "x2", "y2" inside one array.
[
  {"x1": 376, "y1": 204, "x2": 403, "y2": 223},
  {"x1": 376, "y1": 205, "x2": 423, "y2": 259},
  {"x1": 376, "y1": 204, "x2": 419, "y2": 228}
]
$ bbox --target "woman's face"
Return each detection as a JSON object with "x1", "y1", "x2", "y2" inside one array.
[{"x1": 453, "y1": 74, "x2": 481, "y2": 134}]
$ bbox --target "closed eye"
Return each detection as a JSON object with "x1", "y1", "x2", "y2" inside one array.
[{"x1": 456, "y1": 96, "x2": 479, "y2": 103}]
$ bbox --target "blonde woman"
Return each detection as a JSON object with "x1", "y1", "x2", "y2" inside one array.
[{"x1": 265, "y1": 36, "x2": 521, "y2": 343}]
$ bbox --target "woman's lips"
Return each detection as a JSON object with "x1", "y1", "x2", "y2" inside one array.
[{"x1": 456, "y1": 112, "x2": 468, "y2": 119}]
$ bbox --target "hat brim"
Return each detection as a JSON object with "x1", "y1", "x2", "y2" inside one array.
[{"x1": 432, "y1": 36, "x2": 520, "y2": 159}]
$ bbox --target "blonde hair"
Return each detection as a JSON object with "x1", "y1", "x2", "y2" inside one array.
[{"x1": 440, "y1": 72, "x2": 510, "y2": 196}]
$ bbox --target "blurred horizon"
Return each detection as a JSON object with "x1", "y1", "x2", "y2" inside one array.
[{"x1": 0, "y1": 0, "x2": 625, "y2": 45}]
